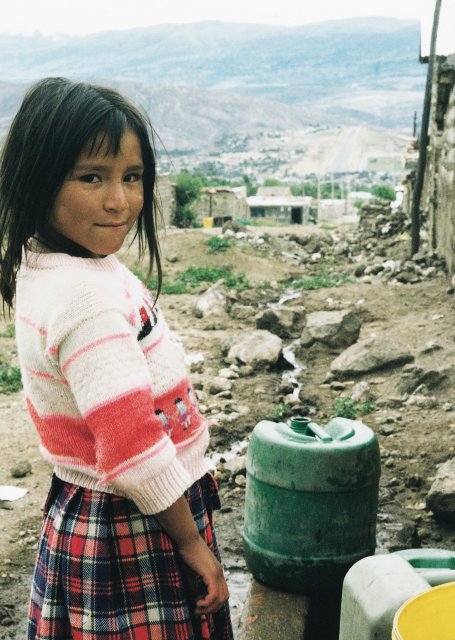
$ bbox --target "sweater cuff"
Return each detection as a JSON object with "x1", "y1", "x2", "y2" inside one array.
[{"x1": 124, "y1": 457, "x2": 193, "y2": 514}]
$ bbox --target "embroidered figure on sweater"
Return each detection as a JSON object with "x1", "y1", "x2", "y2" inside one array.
[
  {"x1": 155, "y1": 408, "x2": 172, "y2": 437},
  {"x1": 174, "y1": 397, "x2": 192, "y2": 430}
]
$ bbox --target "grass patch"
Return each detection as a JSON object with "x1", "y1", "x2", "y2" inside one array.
[
  {"x1": 288, "y1": 266, "x2": 352, "y2": 290},
  {"x1": 269, "y1": 403, "x2": 293, "y2": 420},
  {"x1": 205, "y1": 236, "x2": 237, "y2": 253},
  {"x1": 330, "y1": 397, "x2": 375, "y2": 419},
  {"x1": 0, "y1": 365, "x2": 22, "y2": 394},
  {"x1": 0, "y1": 324, "x2": 15, "y2": 338},
  {"x1": 134, "y1": 265, "x2": 250, "y2": 295}
]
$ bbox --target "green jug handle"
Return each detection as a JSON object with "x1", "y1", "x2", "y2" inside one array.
[
  {"x1": 305, "y1": 420, "x2": 333, "y2": 443},
  {"x1": 290, "y1": 417, "x2": 332, "y2": 442}
]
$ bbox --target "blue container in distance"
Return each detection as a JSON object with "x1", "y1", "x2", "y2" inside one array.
[{"x1": 243, "y1": 416, "x2": 381, "y2": 593}]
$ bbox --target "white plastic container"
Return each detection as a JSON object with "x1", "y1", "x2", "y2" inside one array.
[{"x1": 338, "y1": 554, "x2": 430, "y2": 640}]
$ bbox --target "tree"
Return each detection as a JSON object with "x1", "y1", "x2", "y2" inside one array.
[
  {"x1": 173, "y1": 172, "x2": 203, "y2": 228},
  {"x1": 371, "y1": 185, "x2": 396, "y2": 201},
  {"x1": 263, "y1": 178, "x2": 284, "y2": 187}
]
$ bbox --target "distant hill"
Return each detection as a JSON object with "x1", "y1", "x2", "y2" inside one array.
[{"x1": 0, "y1": 19, "x2": 426, "y2": 154}]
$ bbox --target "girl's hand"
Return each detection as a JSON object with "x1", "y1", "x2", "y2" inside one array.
[
  {"x1": 177, "y1": 534, "x2": 230, "y2": 614},
  {"x1": 154, "y1": 495, "x2": 229, "y2": 614}
]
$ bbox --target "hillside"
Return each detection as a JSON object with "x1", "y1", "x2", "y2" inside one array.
[{"x1": 0, "y1": 19, "x2": 426, "y2": 160}]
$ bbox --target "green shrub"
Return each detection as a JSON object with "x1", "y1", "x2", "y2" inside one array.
[
  {"x1": 269, "y1": 403, "x2": 293, "y2": 420},
  {"x1": 135, "y1": 265, "x2": 250, "y2": 295},
  {"x1": 177, "y1": 266, "x2": 249, "y2": 291},
  {"x1": 289, "y1": 267, "x2": 351, "y2": 290},
  {"x1": 331, "y1": 397, "x2": 375, "y2": 419},
  {"x1": 173, "y1": 204, "x2": 198, "y2": 228},
  {"x1": 205, "y1": 236, "x2": 237, "y2": 253},
  {"x1": 371, "y1": 184, "x2": 396, "y2": 201},
  {"x1": 0, "y1": 324, "x2": 15, "y2": 338},
  {"x1": 0, "y1": 366, "x2": 22, "y2": 394}
]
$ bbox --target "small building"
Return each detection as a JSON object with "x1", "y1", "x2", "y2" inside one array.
[
  {"x1": 317, "y1": 198, "x2": 348, "y2": 223},
  {"x1": 246, "y1": 187, "x2": 313, "y2": 224},
  {"x1": 197, "y1": 186, "x2": 249, "y2": 226}
]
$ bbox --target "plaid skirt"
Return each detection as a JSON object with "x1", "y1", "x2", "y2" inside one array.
[{"x1": 28, "y1": 473, "x2": 234, "y2": 640}]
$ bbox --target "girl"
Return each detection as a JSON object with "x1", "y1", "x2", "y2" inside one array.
[{"x1": 0, "y1": 77, "x2": 233, "y2": 640}]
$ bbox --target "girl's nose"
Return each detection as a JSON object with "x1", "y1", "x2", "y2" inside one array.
[{"x1": 104, "y1": 182, "x2": 128, "y2": 212}]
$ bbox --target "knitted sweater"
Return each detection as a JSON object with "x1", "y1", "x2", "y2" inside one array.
[{"x1": 15, "y1": 250, "x2": 210, "y2": 514}]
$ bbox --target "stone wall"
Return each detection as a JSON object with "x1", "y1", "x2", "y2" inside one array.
[
  {"x1": 423, "y1": 57, "x2": 455, "y2": 272},
  {"x1": 155, "y1": 176, "x2": 176, "y2": 227},
  {"x1": 197, "y1": 188, "x2": 249, "y2": 221}
]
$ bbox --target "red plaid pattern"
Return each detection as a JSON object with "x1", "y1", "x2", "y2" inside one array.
[{"x1": 28, "y1": 474, "x2": 233, "y2": 639}]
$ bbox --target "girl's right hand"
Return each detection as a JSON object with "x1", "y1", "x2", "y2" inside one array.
[
  {"x1": 154, "y1": 495, "x2": 229, "y2": 615},
  {"x1": 177, "y1": 534, "x2": 230, "y2": 615}
]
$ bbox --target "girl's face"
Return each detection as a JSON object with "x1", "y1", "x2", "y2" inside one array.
[{"x1": 49, "y1": 130, "x2": 144, "y2": 257}]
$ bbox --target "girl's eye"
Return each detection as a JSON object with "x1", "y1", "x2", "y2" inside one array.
[
  {"x1": 79, "y1": 174, "x2": 100, "y2": 183},
  {"x1": 124, "y1": 173, "x2": 143, "y2": 183}
]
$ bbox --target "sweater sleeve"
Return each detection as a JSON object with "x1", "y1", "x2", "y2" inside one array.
[{"x1": 55, "y1": 308, "x2": 193, "y2": 514}]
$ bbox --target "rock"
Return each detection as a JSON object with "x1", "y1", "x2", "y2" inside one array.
[
  {"x1": 351, "y1": 381, "x2": 374, "y2": 403},
  {"x1": 331, "y1": 336, "x2": 414, "y2": 378},
  {"x1": 218, "y1": 367, "x2": 239, "y2": 379},
  {"x1": 222, "y1": 220, "x2": 247, "y2": 234},
  {"x1": 386, "y1": 521, "x2": 421, "y2": 552},
  {"x1": 279, "y1": 379, "x2": 296, "y2": 395},
  {"x1": 420, "y1": 340, "x2": 443, "y2": 354},
  {"x1": 353, "y1": 263, "x2": 367, "y2": 277},
  {"x1": 301, "y1": 310, "x2": 361, "y2": 349},
  {"x1": 427, "y1": 458, "x2": 455, "y2": 521},
  {"x1": 208, "y1": 377, "x2": 233, "y2": 395},
  {"x1": 224, "y1": 455, "x2": 247, "y2": 477},
  {"x1": 192, "y1": 279, "x2": 229, "y2": 322},
  {"x1": 399, "y1": 364, "x2": 424, "y2": 394},
  {"x1": 223, "y1": 330, "x2": 283, "y2": 371},
  {"x1": 187, "y1": 352, "x2": 205, "y2": 373},
  {"x1": 255, "y1": 307, "x2": 305, "y2": 339},
  {"x1": 10, "y1": 460, "x2": 32, "y2": 478},
  {"x1": 379, "y1": 424, "x2": 395, "y2": 436},
  {"x1": 330, "y1": 381, "x2": 346, "y2": 391},
  {"x1": 399, "y1": 364, "x2": 447, "y2": 395},
  {"x1": 230, "y1": 304, "x2": 256, "y2": 320},
  {"x1": 395, "y1": 271, "x2": 420, "y2": 284},
  {"x1": 375, "y1": 396, "x2": 404, "y2": 409},
  {"x1": 405, "y1": 393, "x2": 438, "y2": 409}
]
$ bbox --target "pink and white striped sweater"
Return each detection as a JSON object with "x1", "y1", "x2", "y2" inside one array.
[{"x1": 15, "y1": 250, "x2": 210, "y2": 514}]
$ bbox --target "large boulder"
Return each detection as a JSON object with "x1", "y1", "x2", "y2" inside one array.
[
  {"x1": 255, "y1": 307, "x2": 305, "y2": 339},
  {"x1": 399, "y1": 363, "x2": 448, "y2": 395},
  {"x1": 222, "y1": 330, "x2": 283, "y2": 371},
  {"x1": 331, "y1": 335, "x2": 414, "y2": 378},
  {"x1": 301, "y1": 310, "x2": 361, "y2": 349},
  {"x1": 192, "y1": 279, "x2": 230, "y2": 328}
]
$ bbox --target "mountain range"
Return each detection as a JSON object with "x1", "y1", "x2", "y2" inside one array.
[{"x1": 0, "y1": 18, "x2": 426, "y2": 154}]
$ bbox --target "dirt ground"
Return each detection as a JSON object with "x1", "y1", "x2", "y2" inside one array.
[{"x1": 2, "y1": 224, "x2": 455, "y2": 638}]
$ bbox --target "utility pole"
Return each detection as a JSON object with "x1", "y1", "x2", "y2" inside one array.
[
  {"x1": 410, "y1": 0, "x2": 442, "y2": 255},
  {"x1": 317, "y1": 176, "x2": 321, "y2": 222}
]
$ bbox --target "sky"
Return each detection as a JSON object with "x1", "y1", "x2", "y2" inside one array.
[{"x1": 0, "y1": 0, "x2": 436, "y2": 37}]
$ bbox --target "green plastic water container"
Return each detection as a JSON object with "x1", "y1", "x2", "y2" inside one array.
[{"x1": 243, "y1": 416, "x2": 381, "y2": 592}]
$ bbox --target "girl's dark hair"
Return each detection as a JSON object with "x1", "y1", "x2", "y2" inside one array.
[{"x1": 0, "y1": 76, "x2": 162, "y2": 308}]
